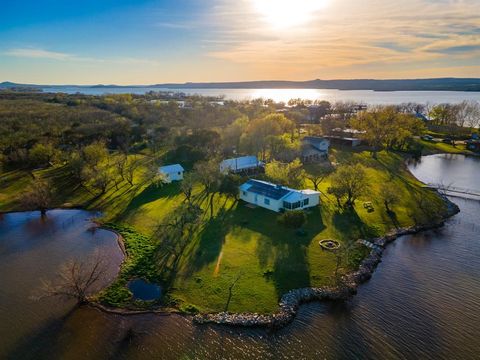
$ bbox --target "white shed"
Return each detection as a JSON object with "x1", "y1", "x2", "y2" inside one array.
[
  {"x1": 159, "y1": 164, "x2": 184, "y2": 183},
  {"x1": 220, "y1": 156, "x2": 264, "y2": 174}
]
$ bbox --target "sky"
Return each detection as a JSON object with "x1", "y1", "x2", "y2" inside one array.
[{"x1": 0, "y1": 0, "x2": 479, "y2": 84}]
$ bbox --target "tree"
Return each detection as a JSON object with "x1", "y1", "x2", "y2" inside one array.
[
  {"x1": 379, "y1": 182, "x2": 400, "y2": 212},
  {"x1": 327, "y1": 164, "x2": 368, "y2": 207},
  {"x1": 124, "y1": 156, "x2": 142, "y2": 186},
  {"x1": 242, "y1": 114, "x2": 294, "y2": 160},
  {"x1": 83, "y1": 141, "x2": 108, "y2": 168},
  {"x1": 82, "y1": 165, "x2": 112, "y2": 194},
  {"x1": 305, "y1": 164, "x2": 332, "y2": 191},
  {"x1": 194, "y1": 159, "x2": 223, "y2": 218},
  {"x1": 29, "y1": 142, "x2": 59, "y2": 167},
  {"x1": 278, "y1": 210, "x2": 307, "y2": 229},
  {"x1": 21, "y1": 179, "x2": 54, "y2": 215},
  {"x1": 265, "y1": 159, "x2": 305, "y2": 188},
  {"x1": 32, "y1": 252, "x2": 109, "y2": 305},
  {"x1": 181, "y1": 172, "x2": 196, "y2": 204},
  {"x1": 218, "y1": 174, "x2": 242, "y2": 201},
  {"x1": 351, "y1": 106, "x2": 425, "y2": 156}
]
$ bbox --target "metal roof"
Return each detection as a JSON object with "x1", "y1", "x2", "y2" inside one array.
[
  {"x1": 242, "y1": 179, "x2": 291, "y2": 200},
  {"x1": 159, "y1": 164, "x2": 184, "y2": 173},
  {"x1": 220, "y1": 156, "x2": 262, "y2": 172}
]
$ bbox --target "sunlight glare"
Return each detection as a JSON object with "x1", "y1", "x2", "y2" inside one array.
[{"x1": 252, "y1": 0, "x2": 329, "y2": 29}]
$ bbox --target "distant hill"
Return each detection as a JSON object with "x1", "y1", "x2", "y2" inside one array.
[{"x1": 2, "y1": 78, "x2": 480, "y2": 92}]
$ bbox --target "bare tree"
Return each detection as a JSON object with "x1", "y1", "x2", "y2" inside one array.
[
  {"x1": 32, "y1": 252, "x2": 109, "y2": 305},
  {"x1": 21, "y1": 178, "x2": 54, "y2": 215},
  {"x1": 181, "y1": 172, "x2": 196, "y2": 204},
  {"x1": 379, "y1": 182, "x2": 400, "y2": 212}
]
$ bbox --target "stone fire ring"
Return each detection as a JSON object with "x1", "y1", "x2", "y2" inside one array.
[{"x1": 319, "y1": 239, "x2": 341, "y2": 250}]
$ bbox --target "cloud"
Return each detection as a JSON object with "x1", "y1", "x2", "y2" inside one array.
[
  {"x1": 4, "y1": 48, "x2": 161, "y2": 66},
  {"x1": 5, "y1": 48, "x2": 72, "y2": 60},
  {"x1": 200, "y1": 0, "x2": 480, "y2": 78}
]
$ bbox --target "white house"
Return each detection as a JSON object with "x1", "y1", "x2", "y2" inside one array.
[
  {"x1": 220, "y1": 156, "x2": 264, "y2": 174},
  {"x1": 159, "y1": 164, "x2": 184, "y2": 183},
  {"x1": 239, "y1": 179, "x2": 320, "y2": 212}
]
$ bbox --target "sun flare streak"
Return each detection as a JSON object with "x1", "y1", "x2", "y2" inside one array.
[{"x1": 252, "y1": 0, "x2": 329, "y2": 29}]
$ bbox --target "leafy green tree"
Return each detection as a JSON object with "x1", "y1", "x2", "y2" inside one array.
[
  {"x1": 29, "y1": 142, "x2": 59, "y2": 167},
  {"x1": 327, "y1": 164, "x2": 368, "y2": 207},
  {"x1": 82, "y1": 141, "x2": 108, "y2": 168},
  {"x1": 265, "y1": 158, "x2": 305, "y2": 188}
]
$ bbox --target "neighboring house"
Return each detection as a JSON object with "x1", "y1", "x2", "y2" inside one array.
[
  {"x1": 159, "y1": 164, "x2": 184, "y2": 183},
  {"x1": 239, "y1": 179, "x2": 320, "y2": 212},
  {"x1": 325, "y1": 136, "x2": 362, "y2": 147},
  {"x1": 301, "y1": 136, "x2": 330, "y2": 163},
  {"x1": 220, "y1": 156, "x2": 264, "y2": 174}
]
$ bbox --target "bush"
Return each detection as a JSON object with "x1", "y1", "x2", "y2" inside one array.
[{"x1": 278, "y1": 210, "x2": 307, "y2": 229}]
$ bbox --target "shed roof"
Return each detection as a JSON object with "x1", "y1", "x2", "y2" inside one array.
[
  {"x1": 221, "y1": 156, "x2": 262, "y2": 171},
  {"x1": 159, "y1": 164, "x2": 184, "y2": 173}
]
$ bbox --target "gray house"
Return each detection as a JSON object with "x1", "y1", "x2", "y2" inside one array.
[{"x1": 301, "y1": 136, "x2": 330, "y2": 163}]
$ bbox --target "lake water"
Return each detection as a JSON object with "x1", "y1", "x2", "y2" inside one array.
[
  {"x1": 1, "y1": 155, "x2": 480, "y2": 359},
  {"x1": 0, "y1": 210, "x2": 124, "y2": 359},
  {"x1": 42, "y1": 87, "x2": 480, "y2": 105}
]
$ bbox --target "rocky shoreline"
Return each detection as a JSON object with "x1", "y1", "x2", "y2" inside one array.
[{"x1": 193, "y1": 195, "x2": 460, "y2": 329}]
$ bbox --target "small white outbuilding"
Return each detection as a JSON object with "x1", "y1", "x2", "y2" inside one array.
[
  {"x1": 220, "y1": 155, "x2": 264, "y2": 174},
  {"x1": 159, "y1": 164, "x2": 184, "y2": 183}
]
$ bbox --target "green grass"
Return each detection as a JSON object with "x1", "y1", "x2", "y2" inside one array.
[
  {"x1": 417, "y1": 139, "x2": 475, "y2": 155},
  {"x1": 0, "y1": 149, "x2": 449, "y2": 314}
]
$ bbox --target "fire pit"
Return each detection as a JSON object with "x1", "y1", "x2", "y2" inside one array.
[{"x1": 319, "y1": 239, "x2": 341, "y2": 251}]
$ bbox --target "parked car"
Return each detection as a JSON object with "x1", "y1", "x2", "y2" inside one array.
[
  {"x1": 442, "y1": 137, "x2": 453, "y2": 144},
  {"x1": 421, "y1": 135, "x2": 434, "y2": 141}
]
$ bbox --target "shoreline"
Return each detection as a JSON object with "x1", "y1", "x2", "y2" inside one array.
[
  {"x1": 0, "y1": 155, "x2": 463, "y2": 329},
  {"x1": 89, "y1": 192, "x2": 459, "y2": 330},
  {"x1": 192, "y1": 194, "x2": 459, "y2": 329}
]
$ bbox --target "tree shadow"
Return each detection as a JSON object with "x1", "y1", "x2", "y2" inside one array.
[
  {"x1": 386, "y1": 209, "x2": 401, "y2": 228},
  {"x1": 5, "y1": 306, "x2": 78, "y2": 360},
  {"x1": 124, "y1": 182, "x2": 181, "y2": 213},
  {"x1": 244, "y1": 205, "x2": 326, "y2": 297},
  {"x1": 332, "y1": 207, "x2": 381, "y2": 240}
]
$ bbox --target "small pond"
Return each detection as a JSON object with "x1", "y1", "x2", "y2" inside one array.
[{"x1": 127, "y1": 279, "x2": 162, "y2": 301}]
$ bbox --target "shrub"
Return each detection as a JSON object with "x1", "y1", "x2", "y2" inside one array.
[{"x1": 278, "y1": 210, "x2": 307, "y2": 229}]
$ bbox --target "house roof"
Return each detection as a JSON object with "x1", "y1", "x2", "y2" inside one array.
[
  {"x1": 240, "y1": 179, "x2": 291, "y2": 200},
  {"x1": 302, "y1": 136, "x2": 329, "y2": 152},
  {"x1": 240, "y1": 179, "x2": 320, "y2": 201},
  {"x1": 220, "y1": 156, "x2": 262, "y2": 171},
  {"x1": 159, "y1": 164, "x2": 184, "y2": 173}
]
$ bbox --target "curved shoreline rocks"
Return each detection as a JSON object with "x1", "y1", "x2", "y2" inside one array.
[{"x1": 193, "y1": 195, "x2": 460, "y2": 329}]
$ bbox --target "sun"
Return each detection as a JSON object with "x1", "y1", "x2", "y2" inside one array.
[{"x1": 252, "y1": 0, "x2": 329, "y2": 29}]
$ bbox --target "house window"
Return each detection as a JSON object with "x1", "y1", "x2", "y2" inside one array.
[
  {"x1": 242, "y1": 191, "x2": 247, "y2": 196},
  {"x1": 303, "y1": 198, "x2": 309, "y2": 206},
  {"x1": 289, "y1": 201, "x2": 297, "y2": 209},
  {"x1": 283, "y1": 201, "x2": 292, "y2": 209},
  {"x1": 264, "y1": 198, "x2": 270, "y2": 205},
  {"x1": 178, "y1": 172, "x2": 181, "y2": 175}
]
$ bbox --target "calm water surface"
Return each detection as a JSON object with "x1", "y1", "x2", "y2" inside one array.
[
  {"x1": 42, "y1": 87, "x2": 480, "y2": 105},
  {"x1": 1, "y1": 155, "x2": 480, "y2": 359}
]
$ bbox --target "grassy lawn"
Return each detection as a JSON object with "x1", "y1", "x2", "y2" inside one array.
[
  {"x1": 417, "y1": 139, "x2": 475, "y2": 155},
  {"x1": 0, "y1": 149, "x2": 448, "y2": 314}
]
